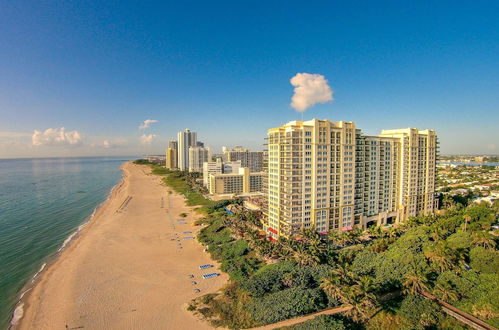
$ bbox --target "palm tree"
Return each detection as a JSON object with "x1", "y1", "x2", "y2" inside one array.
[
  {"x1": 463, "y1": 215, "x2": 471, "y2": 232},
  {"x1": 293, "y1": 244, "x2": 320, "y2": 266},
  {"x1": 387, "y1": 226, "x2": 400, "y2": 239},
  {"x1": 429, "y1": 228, "x2": 444, "y2": 242},
  {"x1": 424, "y1": 245, "x2": 454, "y2": 272},
  {"x1": 320, "y1": 272, "x2": 345, "y2": 302},
  {"x1": 471, "y1": 232, "x2": 496, "y2": 249},
  {"x1": 402, "y1": 273, "x2": 429, "y2": 295},
  {"x1": 342, "y1": 282, "x2": 376, "y2": 322},
  {"x1": 368, "y1": 225, "x2": 383, "y2": 238},
  {"x1": 433, "y1": 283, "x2": 459, "y2": 302},
  {"x1": 327, "y1": 230, "x2": 341, "y2": 244},
  {"x1": 443, "y1": 195, "x2": 455, "y2": 209},
  {"x1": 370, "y1": 238, "x2": 390, "y2": 253}
]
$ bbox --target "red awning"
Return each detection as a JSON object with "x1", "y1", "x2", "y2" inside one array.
[{"x1": 268, "y1": 227, "x2": 278, "y2": 234}]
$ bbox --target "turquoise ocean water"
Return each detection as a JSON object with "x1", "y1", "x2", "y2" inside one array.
[{"x1": 0, "y1": 157, "x2": 134, "y2": 329}]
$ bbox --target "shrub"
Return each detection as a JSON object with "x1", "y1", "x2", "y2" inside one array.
[
  {"x1": 279, "y1": 314, "x2": 349, "y2": 330},
  {"x1": 221, "y1": 255, "x2": 261, "y2": 281},
  {"x1": 398, "y1": 295, "x2": 443, "y2": 329},
  {"x1": 446, "y1": 231, "x2": 472, "y2": 250},
  {"x1": 240, "y1": 262, "x2": 294, "y2": 297},
  {"x1": 470, "y1": 247, "x2": 499, "y2": 274},
  {"x1": 246, "y1": 287, "x2": 327, "y2": 325}
]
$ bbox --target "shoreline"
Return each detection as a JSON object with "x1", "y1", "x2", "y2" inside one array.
[
  {"x1": 13, "y1": 162, "x2": 228, "y2": 329},
  {"x1": 9, "y1": 163, "x2": 129, "y2": 329}
]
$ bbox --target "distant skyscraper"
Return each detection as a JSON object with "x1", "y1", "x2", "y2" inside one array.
[
  {"x1": 264, "y1": 119, "x2": 437, "y2": 240},
  {"x1": 177, "y1": 129, "x2": 197, "y2": 170},
  {"x1": 224, "y1": 146, "x2": 263, "y2": 172},
  {"x1": 188, "y1": 146, "x2": 211, "y2": 173},
  {"x1": 166, "y1": 140, "x2": 178, "y2": 169}
]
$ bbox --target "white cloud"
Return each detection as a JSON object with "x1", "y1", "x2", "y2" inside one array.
[
  {"x1": 32, "y1": 127, "x2": 82, "y2": 147},
  {"x1": 290, "y1": 73, "x2": 333, "y2": 112},
  {"x1": 99, "y1": 138, "x2": 128, "y2": 149},
  {"x1": 102, "y1": 140, "x2": 112, "y2": 148},
  {"x1": 140, "y1": 134, "x2": 157, "y2": 145},
  {"x1": 139, "y1": 119, "x2": 158, "y2": 130}
]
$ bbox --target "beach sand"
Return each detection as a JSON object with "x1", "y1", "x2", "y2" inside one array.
[{"x1": 14, "y1": 162, "x2": 227, "y2": 330}]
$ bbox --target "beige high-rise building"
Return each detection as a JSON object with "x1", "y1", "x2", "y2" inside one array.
[
  {"x1": 166, "y1": 140, "x2": 178, "y2": 169},
  {"x1": 379, "y1": 128, "x2": 437, "y2": 219},
  {"x1": 264, "y1": 119, "x2": 437, "y2": 240},
  {"x1": 188, "y1": 146, "x2": 212, "y2": 173}
]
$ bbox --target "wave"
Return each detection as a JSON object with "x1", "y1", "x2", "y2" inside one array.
[
  {"x1": 31, "y1": 263, "x2": 46, "y2": 283},
  {"x1": 9, "y1": 303, "x2": 24, "y2": 327}
]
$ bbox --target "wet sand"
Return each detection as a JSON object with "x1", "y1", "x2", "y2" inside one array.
[{"x1": 14, "y1": 162, "x2": 227, "y2": 329}]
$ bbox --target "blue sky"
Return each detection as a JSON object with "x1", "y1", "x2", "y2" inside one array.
[{"x1": 0, "y1": 0, "x2": 498, "y2": 158}]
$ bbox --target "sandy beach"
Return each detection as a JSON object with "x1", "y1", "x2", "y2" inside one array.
[{"x1": 14, "y1": 162, "x2": 227, "y2": 330}]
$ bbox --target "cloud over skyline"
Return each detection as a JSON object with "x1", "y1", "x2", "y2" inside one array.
[
  {"x1": 290, "y1": 73, "x2": 333, "y2": 112},
  {"x1": 139, "y1": 119, "x2": 158, "y2": 130},
  {"x1": 32, "y1": 128, "x2": 82, "y2": 147},
  {"x1": 140, "y1": 134, "x2": 157, "y2": 145}
]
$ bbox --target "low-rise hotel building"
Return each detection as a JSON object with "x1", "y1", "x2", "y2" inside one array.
[
  {"x1": 202, "y1": 159, "x2": 241, "y2": 186},
  {"x1": 209, "y1": 167, "x2": 264, "y2": 195}
]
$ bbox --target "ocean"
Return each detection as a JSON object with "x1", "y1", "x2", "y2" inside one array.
[{"x1": 0, "y1": 157, "x2": 134, "y2": 329}]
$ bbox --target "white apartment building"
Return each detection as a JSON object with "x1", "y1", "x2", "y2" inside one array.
[
  {"x1": 202, "y1": 160, "x2": 242, "y2": 187},
  {"x1": 177, "y1": 129, "x2": 197, "y2": 170},
  {"x1": 224, "y1": 146, "x2": 264, "y2": 172},
  {"x1": 188, "y1": 146, "x2": 212, "y2": 173}
]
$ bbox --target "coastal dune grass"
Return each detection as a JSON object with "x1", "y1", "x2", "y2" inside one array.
[
  {"x1": 163, "y1": 173, "x2": 213, "y2": 207},
  {"x1": 142, "y1": 162, "x2": 214, "y2": 208}
]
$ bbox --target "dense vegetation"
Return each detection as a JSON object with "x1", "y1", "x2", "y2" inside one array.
[
  {"x1": 190, "y1": 201, "x2": 498, "y2": 329},
  {"x1": 143, "y1": 162, "x2": 499, "y2": 329},
  {"x1": 277, "y1": 314, "x2": 361, "y2": 330}
]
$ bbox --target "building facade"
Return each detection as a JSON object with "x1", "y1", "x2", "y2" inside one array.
[
  {"x1": 203, "y1": 160, "x2": 242, "y2": 187},
  {"x1": 264, "y1": 119, "x2": 437, "y2": 240},
  {"x1": 166, "y1": 140, "x2": 178, "y2": 169},
  {"x1": 209, "y1": 167, "x2": 264, "y2": 195},
  {"x1": 177, "y1": 129, "x2": 197, "y2": 171},
  {"x1": 379, "y1": 128, "x2": 438, "y2": 220},
  {"x1": 203, "y1": 159, "x2": 223, "y2": 186},
  {"x1": 189, "y1": 146, "x2": 212, "y2": 173},
  {"x1": 224, "y1": 146, "x2": 264, "y2": 172}
]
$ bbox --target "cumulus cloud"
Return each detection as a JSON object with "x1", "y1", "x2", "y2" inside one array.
[
  {"x1": 32, "y1": 127, "x2": 82, "y2": 147},
  {"x1": 102, "y1": 140, "x2": 112, "y2": 148},
  {"x1": 139, "y1": 119, "x2": 158, "y2": 129},
  {"x1": 290, "y1": 73, "x2": 333, "y2": 112},
  {"x1": 140, "y1": 134, "x2": 157, "y2": 145}
]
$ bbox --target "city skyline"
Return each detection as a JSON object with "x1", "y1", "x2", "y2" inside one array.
[{"x1": 1, "y1": 1, "x2": 499, "y2": 158}]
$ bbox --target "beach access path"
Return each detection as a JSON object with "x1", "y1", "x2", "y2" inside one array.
[{"x1": 15, "y1": 162, "x2": 228, "y2": 330}]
